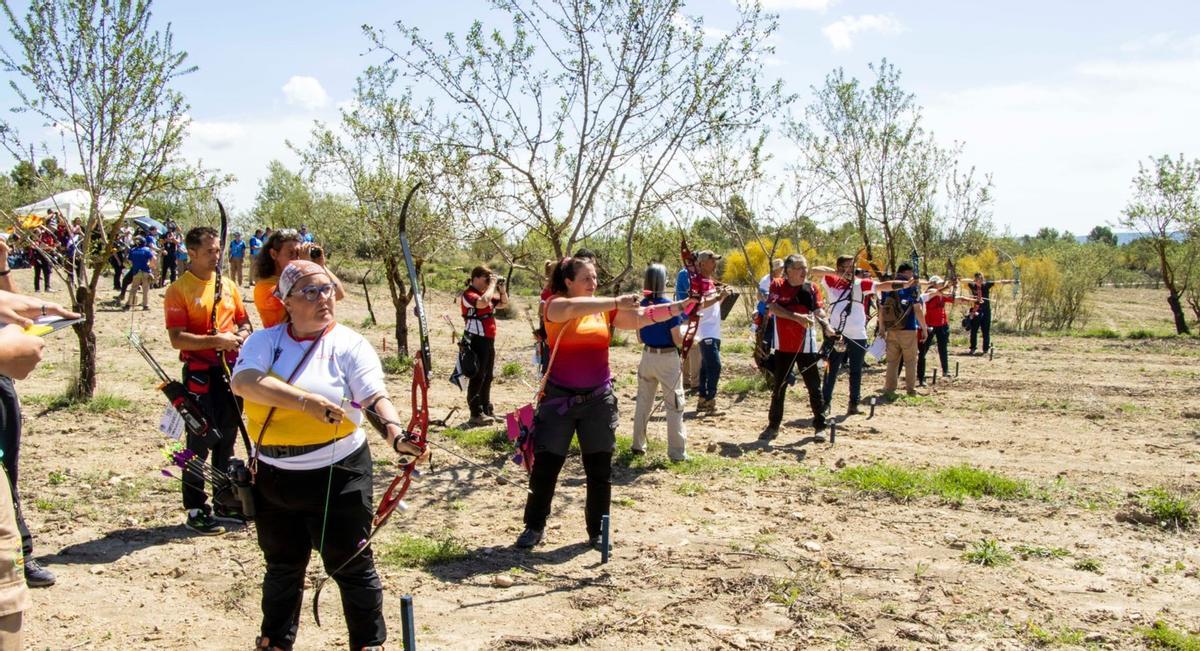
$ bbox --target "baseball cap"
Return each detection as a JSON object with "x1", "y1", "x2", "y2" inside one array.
[
  {"x1": 771, "y1": 258, "x2": 784, "y2": 270},
  {"x1": 929, "y1": 275, "x2": 943, "y2": 284},
  {"x1": 274, "y1": 260, "x2": 326, "y2": 299},
  {"x1": 696, "y1": 250, "x2": 722, "y2": 262}
]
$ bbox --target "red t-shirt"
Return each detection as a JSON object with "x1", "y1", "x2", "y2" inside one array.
[
  {"x1": 923, "y1": 294, "x2": 955, "y2": 328},
  {"x1": 767, "y1": 278, "x2": 823, "y2": 354},
  {"x1": 461, "y1": 288, "x2": 498, "y2": 338}
]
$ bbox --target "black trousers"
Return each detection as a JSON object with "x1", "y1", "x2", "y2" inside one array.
[
  {"x1": 969, "y1": 310, "x2": 992, "y2": 352},
  {"x1": 466, "y1": 333, "x2": 496, "y2": 417},
  {"x1": 32, "y1": 256, "x2": 51, "y2": 291},
  {"x1": 182, "y1": 367, "x2": 240, "y2": 513},
  {"x1": 0, "y1": 376, "x2": 32, "y2": 556},
  {"x1": 109, "y1": 254, "x2": 125, "y2": 290},
  {"x1": 918, "y1": 325, "x2": 950, "y2": 382},
  {"x1": 768, "y1": 351, "x2": 824, "y2": 430},
  {"x1": 253, "y1": 444, "x2": 385, "y2": 650},
  {"x1": 161, "y1": 255, "x2": 177, "y2": 285},
  {"x1": 523, "y1": 450, "x2": 613, "y2": 538}
]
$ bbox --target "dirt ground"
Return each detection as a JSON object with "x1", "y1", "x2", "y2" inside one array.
[{"x1": 9, "y1": 267, "x2": 1199, "y2": 650}]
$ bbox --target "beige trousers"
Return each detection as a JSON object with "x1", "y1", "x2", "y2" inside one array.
[
  {"x1": 126, "y1": 271, "x2": 152, "y2": 308},
  {"x1": 684, "y1": 345, "x2": 701, "y2": 388},
  {"x1": 632, "y1": 349, "x2": 687, "y2": 459},
  {"x1": 884, "y1": 329, "x2": 918, "y2": 393}
]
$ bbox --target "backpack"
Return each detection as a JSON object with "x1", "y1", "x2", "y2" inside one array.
[{"x1": 879, "y1": 290, "x2": 907, "y2": 331}]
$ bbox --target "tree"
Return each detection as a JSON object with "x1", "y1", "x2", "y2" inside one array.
[
  {"x1": 297, "y1": 66, "x2": 460, "y2": 354},
  {"x1": 1, "y1": 0, "x2": 195, "y2": 399},
  {"x1": 1119, "y1": 154, "x2": 1199, "y2": 334},
  {"x1": 367, "y1": 0, "x2": 788, "y2": 285},
  {"x1": 794, "y1": 60, "x2": 940, "y2": 272},
  {"x1": 1087, "y1": 225, "x2": 1118, "y2": 247}
]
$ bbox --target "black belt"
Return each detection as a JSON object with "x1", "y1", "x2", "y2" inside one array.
[
  {"x1": 643, "y1": 344, "x2": 678, "y2": 354},
  {"x1": 257, "y1": 438, "x2": 343, "y2": 459}
]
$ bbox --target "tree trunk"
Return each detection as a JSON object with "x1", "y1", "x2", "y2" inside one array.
[
  {"x1": 383, "y1": 254, "x2": 410, "y2": 355},
  {"x1": 1167, "y1": 290, "x2": 1191, "y2": 335},
  {"x1": 70, "y1": 284, "x2": 97, "y2": 400},
  {"x1": 361, "y1": 269, "x2": 376, "y2": 326}
]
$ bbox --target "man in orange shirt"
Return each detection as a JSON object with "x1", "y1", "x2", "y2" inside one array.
[{"x1": 163, "y1": 227, "x2": 252, "y2": 535}]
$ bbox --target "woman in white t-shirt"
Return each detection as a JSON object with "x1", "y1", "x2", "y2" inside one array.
[{"x1": 231, "y1": 260, "x2": 423, "y2": 651}]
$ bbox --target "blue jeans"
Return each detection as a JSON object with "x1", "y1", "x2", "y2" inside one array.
[
  {"x1": 698, "y1": 338, "x2": 721, "y2": 400},
  {"x1": 821, "y1": 338, "x2": 867, "y2": 409}
]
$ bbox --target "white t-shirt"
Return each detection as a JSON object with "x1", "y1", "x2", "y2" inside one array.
[
  {"x1": 821, "y1": 275, "x2": 873, "y2": 341},
  {"x1": 233, "y1": 323, "x2": 387, "y2": 471},
  {"x1": 757, "y1": 273, "x2": 772, "y2": 299},
  {"x1": 696, "y1": 299, "x2": 722, "y2": 341}
]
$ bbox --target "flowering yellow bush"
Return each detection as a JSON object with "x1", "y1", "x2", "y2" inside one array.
[{"x1": 722, "y1": 238, "x2": 817, "y2": 284}]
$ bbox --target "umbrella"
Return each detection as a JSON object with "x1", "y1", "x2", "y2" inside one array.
[{"x1": 132, "y1": 216, "x2": 166, "y2": 234}]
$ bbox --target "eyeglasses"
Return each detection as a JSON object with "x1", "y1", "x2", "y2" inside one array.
[{"x1": 292, "y1": 283, "x2": 335, "y2": 302}]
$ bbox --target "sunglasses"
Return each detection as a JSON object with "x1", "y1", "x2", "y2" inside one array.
[{"x1": 291, "y1": 283, "x2": 335, "y2": 302}]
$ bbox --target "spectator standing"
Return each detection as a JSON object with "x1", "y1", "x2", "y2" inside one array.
[
  {"x1": 228, "y1": 232, "x2": 247, "y2": 287},
  {"x1": 253, "y1": 229, "x2": 344, "y2": 328},
  {"x1": 247, "y1": 229, "x2": 264, "y2": 286},
  {"x1": 159, "y1": 226, "x2": 180, "y2": 287},
  {"x1": 124, "y1": 237, "x2": 155, "y2": 311}
]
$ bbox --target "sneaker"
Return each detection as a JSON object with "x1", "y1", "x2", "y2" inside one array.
[
  {"x1": 185, "y1": 509, "x2": 226, "y2": 536},
  {"x1": 759, "y1": 426, "x2": 779, "y2": 440},
  {"x1": 467, "y1": 415, "x2": 492, "y2": 428},
  {"x1": 588, "y1": 534, "x2": 606, "y2": 551},
  {"x1": 515, "y1": 528, "x2": 543, "y2": 549},
  {"x1": 212, "y1": 505, "x2": 246, "y2": 524},
  {"x1": 629, "y1": 448, "x2": 646, "y2": 457},
  {"x1": 668, "y1": 453, "x2": 690, "y2": 463},
  {"x1": 24, "y1": 558, "x2": 56, "y2": 588},
  {"x1": 846, "y1": 403, "x2": 862, "y2": 416}
]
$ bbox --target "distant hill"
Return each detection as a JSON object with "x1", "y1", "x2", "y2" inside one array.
[{"x1": 1074, "y1": 232, "x2": 1185, "y2": 245}]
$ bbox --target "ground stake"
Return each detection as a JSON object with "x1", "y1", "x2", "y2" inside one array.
[
  {"x1": 829, "y1": 422, "x2": 836, "y2": 445},
  {"x1": 601, "y1": 514, "x2": 611, "y2": 564},
  {"x1": 932, "y1": 369, "x2": 938, "y2": 385},
  {"x1": 989, "y1": 347, "x2": 994, "y2": 361},
  {"x1": 400, "y1": 595, "x2": 416, "y2": 651},
  {"x1": 868, "y1": 397, "x2": 876, "y2": 419},
  {"x1": 955, "y1": 362, "x2": 959, "y2": 378}
]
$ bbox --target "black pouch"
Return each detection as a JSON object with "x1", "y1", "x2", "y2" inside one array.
[{"x1": 212, "y1": 458, "x2": 255, "y2": 521}]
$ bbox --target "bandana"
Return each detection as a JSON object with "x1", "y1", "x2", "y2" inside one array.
[{"x1": 274, "y1": 260, "x2": 325, "y2": 299}]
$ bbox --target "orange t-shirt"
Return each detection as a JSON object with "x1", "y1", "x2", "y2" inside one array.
[
  {"x1": 163, "y1": 271, "x2": 248, "y2": 366},
  {"x1": 255, "y1": 276, "x2": 287, "y2": 328},
  {"x1": 544, "y1": 296, "x2": 616, "y2": 389}
]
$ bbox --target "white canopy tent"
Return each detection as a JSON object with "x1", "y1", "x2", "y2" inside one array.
[{"x1": 14, "y1": 189, "x2": 149, "y2": 222}]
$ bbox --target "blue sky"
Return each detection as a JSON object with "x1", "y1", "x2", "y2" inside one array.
[{"x1": 4, "y1": 0, "x2": 1200, "y2": 235}]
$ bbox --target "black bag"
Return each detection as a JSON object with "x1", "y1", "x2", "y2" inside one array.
[{"x1": 457, "y1": 335, "x2": 479, "y2": 378}]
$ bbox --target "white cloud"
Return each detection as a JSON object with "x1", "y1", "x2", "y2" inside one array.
[
  {"x1": 281, "y1": 75, "x2": 329, "y2": 110},
  {"x1": 757, "y1": 0, "x2": 837, "y2": 11},
  {"x1": 821, "y1": 14, "x2": 904, "y2": 51},
  {"x1": 187, "y1": 119, "x2": 247, "y2": 150}
]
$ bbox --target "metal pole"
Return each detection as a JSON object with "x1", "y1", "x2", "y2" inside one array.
[
  {"x1": 400, "y1": 595, "x2": 417, "y2": 651},
  {"x1": 600, "y1": 514, "x2": 611, "y2": 564},
  {"x1": 829, "y1": 422, "x2": 836, "y2": 445},
  {"x1": 955, "y1": 362, "x2": 959, "y2": 378},
  {"x1": 868, "y1": 396, "x2": 876, "y2": 419},
  {"x1": 932, "y1": 369, "x2": 937, "y2": 385}
]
